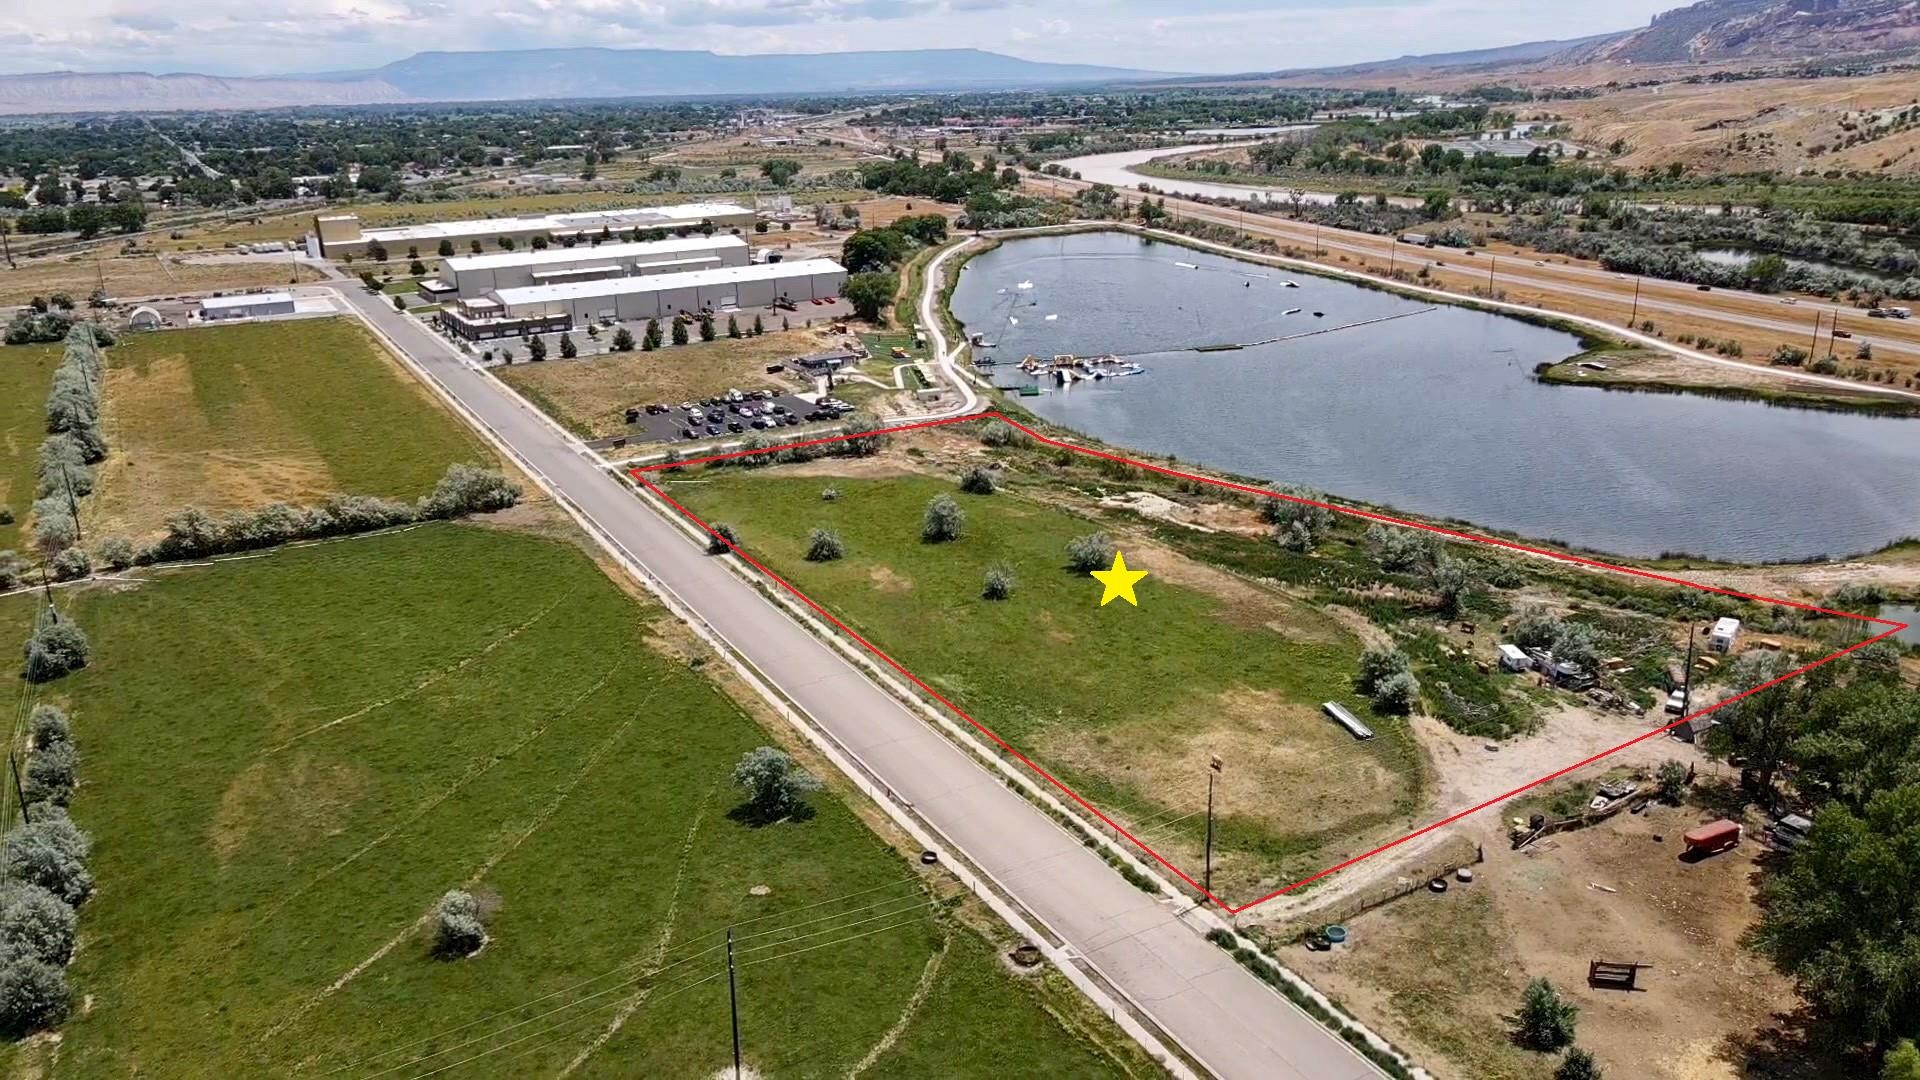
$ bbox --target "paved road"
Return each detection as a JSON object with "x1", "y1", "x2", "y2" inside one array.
[{"x1": 315, "y1": 282, "x2": 1385, "y2": 1080}]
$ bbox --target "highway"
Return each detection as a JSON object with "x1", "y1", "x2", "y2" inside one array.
[{"x1": 312, "y1": 278, "x2": 1390, "y2": 1080}]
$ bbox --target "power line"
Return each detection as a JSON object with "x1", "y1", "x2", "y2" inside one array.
[{"x1": 333, "y1": 881, "x2": 946, "y2": 1076}]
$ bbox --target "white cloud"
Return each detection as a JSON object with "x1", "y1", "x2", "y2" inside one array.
[{"x1": 0, "y1": 0, "x2": 1679, "y2": 76}]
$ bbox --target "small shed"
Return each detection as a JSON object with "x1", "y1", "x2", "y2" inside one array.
[
  {"x1": 127, "y1": 305, "x2": 163, "y2": 330},
  {"x1": 199, "y1": 291, "x2": 295, "y2": 321},
  {"x1": 1496, "y1": 644, "x2": 1531, "y2": 673},
  {"x1": 1683, "y1": 819, "x2": 1741, "y2": 855},
  {"x1": 1708, "y1": 617, "x2": 1741, "y2": 653}
]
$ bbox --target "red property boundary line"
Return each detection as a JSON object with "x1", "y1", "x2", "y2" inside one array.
[{"x1": 632, "y1": 411, "x2": 1910, "y2": 914}]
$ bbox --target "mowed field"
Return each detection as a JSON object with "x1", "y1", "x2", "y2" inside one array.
[
  {"x1": 0, "y1": 252, "x2": 321, "y2": 307},
  {"x1": 0, "y1": 342, "x2": 61, "y2": 549},
  {"x1": 91, "y1": 318, "x2": 491, "y2": 539},
  {"x1": 671, "y1": 452, "x2": 1425, "y2": 901},
  {"x1": 0, "y1": 523, "x2": 1150, "y2": 1078}
]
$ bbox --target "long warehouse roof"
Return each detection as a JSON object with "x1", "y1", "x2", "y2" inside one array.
[
  {"x1": 443, "y1": 234, "x2": 745, "y2": 274},
  {"x1": 493, "y1": 259, "x2": 845, "y2": 306},
  {"x1": 361, "y1": 202, "x2": 754, "y2": 244},
  {"x1": 201, "y1": 291, "x2": 292, "y2": 309}
]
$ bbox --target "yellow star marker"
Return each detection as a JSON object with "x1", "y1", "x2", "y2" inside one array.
[{"x1": 1090, "y1": 551, "x2": 1149, "y2": 607}]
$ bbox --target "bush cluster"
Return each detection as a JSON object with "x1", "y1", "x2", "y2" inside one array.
[
  {"x1": 140, "y1": 464, "x2": 520, "y2": 564},
  {"x1": 433, "y1": 889, "x2": 487, "y2": 958},
  {"x1": 22, "y1": 608, "x2": 90, "y2": 684},
  {"x1": 31, "y1": 326, "x2": 110, "y2": 559},
  {"x1": 1354, "y1": 646, "x2": 1419, "y2": 714},
  {"x1": 1065, "y1": 532, "x2": 1116, "y2": 572},
  {"x1": 0, "y1": 707, "x2": 95, "y2": 1037}
]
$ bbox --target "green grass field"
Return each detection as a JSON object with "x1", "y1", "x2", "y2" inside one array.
[
  {"x1": 93, "y1": 318, "x2": 491, "y2": 539},
  {"x1": 0, "y1": 523, "x2": 1148, "y2": 1077},
  {"x1": 0, "y1": 342, "x2": 61, "y2": 550},
  {"x1": 673, "y1": 466, "x2": 1424, "y2": 898}
]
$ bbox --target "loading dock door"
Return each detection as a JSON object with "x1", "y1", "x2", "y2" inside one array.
[{"x1": 718, "y1": 294, "x2": 738, "y2": 309}]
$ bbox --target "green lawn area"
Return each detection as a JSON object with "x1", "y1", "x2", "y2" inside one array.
[
  {"x1": 0, "y1": 342, "x2": 61, "y2": 550},
  {"x1": 674, "y1": 466, "x2": 1424, "y2": 899},
  {"x1": 0, "y1": 523, "x2": 1147, "y2": 1077},
  {"x1": 92, "y1": 317, "x2": 491, "y2": 539}
]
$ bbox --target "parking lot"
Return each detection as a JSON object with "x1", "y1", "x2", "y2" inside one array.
[{"x1": 610, "y1": 389, "x2": 855, "y2": 448}]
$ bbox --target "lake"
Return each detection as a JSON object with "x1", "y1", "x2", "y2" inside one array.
[
  {"x1": 1049, "y1": 141, "x2": 1424, "y2": 209},
  {"x1": 951, "y1": 231, "x2": 1920, "y2": 562},
  {"x1": 1880, "y1": 605, "x2": 1920, "y2": 645},
  {"x1": 1695, "y1": 245, "x2": 1905, "y2": 285}
]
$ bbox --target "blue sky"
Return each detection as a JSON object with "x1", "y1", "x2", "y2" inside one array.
[{"x1": 0, "y1": 0, "x2": 1678, "y2": 77}]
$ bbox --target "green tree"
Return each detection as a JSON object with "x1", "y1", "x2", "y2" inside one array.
[
  {"x1": 1517, "y1": 977, "x2": 1578, "y2": 1051},
  {"x1": 842, "y1": 411, "x2": 890, "y2": 456},
  {"x1": 699, "y1": 313, "x2": 716, "y2": 342},
  {"x1": 1555, "y1": 1048, "x2": 1602, "y2": 1080},
  {"x1": 706, "y1": 523, "x2": 738, "y2": 555},
  {"x1": 1753, "y1": 786, "x2": 1920, "y2": 1050},
  {"x1": 433, "y1": 889, "x2": 485, "y2": 958},
  {"x1": 22, "y1": 610, "x2": 89, "y2": 683},
  {"x1": 1748, "y1": 253, "x2": 1788, "y2": 292},
  {"x1": 760, "y1": 159, "x2": 802, "y2": 187},
  {"x1": 841, "y1": 272, "x2": 897, "y2": 323},
  {"x1": 732, "y1": 747, "x2": 821, "y2": 822},
  {"x1": 958, "y1": 467, "x2": 996, "y2": 495},
  {"x1": 1429, "y1": 555, "x2": 1480, "y2": 617},
  {"x1": 409, "y1": 259, "x2": 427, "y2": 277},
  {"x1": 752, "y1": 313, "x2": 764, "y2": 336},
  {"x1": 438, "y1": 238, "x2": 455, "y2": 258},
  {"x1": 611, "y1": 327, "x2": 635, "y2": 352},
  {"x1": 982, "y1": 564, "x2": 1016, "y2": 600},
  {"x1": 1704, "y1": 650, "x2": 1805, "y2": 809},
  {"x1": 671, "y1": 317, "x2": 689, "y2": 346},
  {"x1": 558, "y1": 332, "x2": 577, "y2": 359},
  {"x1": 1066, "y1": 532, "x2": 1116, "y2": 572},
  {"x1": 526, "y1": 334, "x2": 547, "y2": 361},
  {"x1": 921, "y1": 494, "x2": 965, "y2": 543},
  {"x1": 1885, "y1": 1041, "x2": 1920, "y2": 1080},
  {"x1": 841, "y1": 229, "x2": 908, "y2": 273},
  {"x1": 643, "y1": 318, "x2": 662, "y2": 350},
  {"x1": 804, "y1": 528, "x2": 844, "y2": 562},
  {"x1": 726, "y1": 313, "x2": 741, "y2": 339}
]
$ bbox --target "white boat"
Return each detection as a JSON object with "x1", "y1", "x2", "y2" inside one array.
[
  {"x1": 1174, "y1": 261, "x2": 1199, "y2": 269},
  {"x1": 1008, "y1": 316, "x2": 1019, "y2": 325},
  {"x1": 1044, "y1": 313, "x2": 1058, "y2": 321},
  {"x1": 1282, "y1": 280, "x2": 1300, "y2": 288},
  {"x1": 1284, "y1": 307, "x2": 1301, "y2": 316},
  {"x1": 1016, "y1": 280, "x2": 1035, "y2": 290}
]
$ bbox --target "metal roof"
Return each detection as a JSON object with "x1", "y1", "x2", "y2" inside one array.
[
  {"x1": 443, "y1": 235, "x2": 745, "y2": 274},
  {"x1": 492, "y1": 259, "x2": 845, "y2": 307},
  {"x1": 201, "y1": 292, "x2": 293, "y2": 310},
  {"x1": 361, "y1": 202, "x2": 754, "y2": 244}
]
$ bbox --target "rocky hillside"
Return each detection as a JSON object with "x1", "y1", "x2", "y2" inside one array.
[
  {"x1": 0, "y1": 71, "x2": 408, "y2": 114},
  {"x1": 1560, "y1": 0, "x2": 1920, "y2": 64}
]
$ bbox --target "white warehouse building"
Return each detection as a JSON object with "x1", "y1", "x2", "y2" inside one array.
[
  {"x1": 312, "y1": 202, "x2": 758, "y2": 259},
  {"x1": 494, "y1": 259, "x2": 847, "y2": 323},
  {"x1": 198, "y1": 292, "x2": 296, "y2": 321},
  {"x1": 436, "y1": 235, "x2": 750, "y2": 301}
]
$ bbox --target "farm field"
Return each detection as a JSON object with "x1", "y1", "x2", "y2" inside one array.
[
  {"x1": 0, "y1": 342, "x2": 60, "y2": 549},
  {"x1": 667, "y1": 436, "x2": 1427, "y2": 902},
  {"x1": 0, "y1": 252, "x2": 320, "y2": 306},
  {"x1": 90, "y1": 317, "x2": 490, "y2": 539},
  {"x1": 0, "y1": 522, "x2": 1151, "y2": 1078},
  {"x1": 497, "y1": 326, "x2": 839, "y2": 438}
]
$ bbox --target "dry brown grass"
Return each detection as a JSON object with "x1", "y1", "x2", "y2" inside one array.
[
  {"x1": 0, "y1": 252, "x2": 321, "y2": 306},
  {"x1": 495, "y1": 327, "x2": 839, "y2": 436}
]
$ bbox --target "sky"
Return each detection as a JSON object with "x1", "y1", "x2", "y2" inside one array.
[{"x1": 0, "y1": 0, "x2": 1680, "y2": 77}]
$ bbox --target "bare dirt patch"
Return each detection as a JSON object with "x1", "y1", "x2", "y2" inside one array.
[
  {"x1": 867, "y1": 565, "x2": 914, "y2": 592},
  {"x1": 210, "y1": 754, "x2": 367, "y2": 866},
  {"x1": 1122, "y1": 536, "x2": 1344, "y2": 645}
]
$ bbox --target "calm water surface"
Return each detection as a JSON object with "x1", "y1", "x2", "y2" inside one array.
[{"x1": 952, "y1": 232, "x2": 1920, "y2": 561}]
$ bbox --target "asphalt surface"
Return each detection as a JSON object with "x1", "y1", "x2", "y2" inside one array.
[{"x1": 310, "y1": 280, "x2": 1387, "y2": 1080}]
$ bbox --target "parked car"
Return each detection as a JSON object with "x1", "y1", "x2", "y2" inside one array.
[
  {"x1": 1696, "y1": 284, "x2": 1713, "y2": 291},
  {"x1": 1769, "y1": 813, "x2": 1813, "y2": 849}
]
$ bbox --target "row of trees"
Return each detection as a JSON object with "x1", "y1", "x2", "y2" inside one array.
[
  {"x1": 1700, "y1": 641, "x2": 1920, "y2": 1065},
  {"x1": 4, "y1": 199, "x2": 147, "y2": 238},
  {"x1": 29, "y1": 325, "x2": 111, "y2": 564},
  {"x1": 0, "y1": 697, "x2": 95, "y2": 1035},
  {"x1": 837, "y1": 217, "x2": 950, "y2": 323}
]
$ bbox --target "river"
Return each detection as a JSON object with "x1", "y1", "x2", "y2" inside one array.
[
  {"x1": 1050, "y1": 140, "x2": 1424, "y2": 209},
  {"x1": 951, "y1": 231, "x2": 1920, "y2": 562}
]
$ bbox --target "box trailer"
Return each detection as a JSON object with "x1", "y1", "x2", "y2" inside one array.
[{"x1": 1683, "y1": 819, "x2": 1741, "y2": 855}]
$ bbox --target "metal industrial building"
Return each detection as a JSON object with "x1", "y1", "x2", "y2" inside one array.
[
  {"x1": 198, "y1": 292, "x2": 296, "y2": 321},
  {"x1": 311, "y1": 202, "x2": 759, "y2": 259},
  {"x1": 438, "y1": 260, "x2": 846, "y2": 340},
  {"x1": 439, "y1": 235, "x2": 750, "y2": 300}
]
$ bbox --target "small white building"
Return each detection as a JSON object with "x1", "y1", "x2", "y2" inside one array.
[
  {"x1": 1708, "y1": 617, "x2": 1742, "y2": 654},
  {"x1": 199, "y1": 292, "x2": 295, "y2": 321},
  {"x1": 1496, "y1": 644, "x2": 1532, "y2": 673}
]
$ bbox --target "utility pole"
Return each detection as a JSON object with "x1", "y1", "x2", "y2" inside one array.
[
  {"x1": 1203, "y1": 755, "x2": 1222, "y2": 900},
  {"x1": 59, "y1": 463, "x2": 83, "y2": 546},
  {"x1": 1487, "y1": 255, "x2": 1497, "y2": 295},
  {"x1": 726, "y1": 928, "x2": 743, "y2": 1080},
  {"x1": 9, "y1": 754, "x2": 31, "y2": 825},
  {"x1": 1389, "y1": 239, "x2": 1397, "y2": 276},
  {"x1": 1808, "y1": 311, "x2": 1822, "y2": 359},
  {"x1": 1827, "y1": 309, "x2": 1841, "y2": 360},
  {"x1": 1312, "y1": 222, "x2": 1321, "y2": 256},
  {"x1": 1628, "y1": 277, "x2": 1642, "y2": 327},
  {"x1": 1681, "y1": 622, "x2": 1697, "y2": 718}
]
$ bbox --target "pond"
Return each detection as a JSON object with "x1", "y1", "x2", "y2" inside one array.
[
  {"x1": 1694, "y1": 245, "x2": 1907, "y2": 285},
  {"x1": 951, "y1": 231, "x2": 1920, "y2": 562},
  {"x1": 1879, "y1": 605, "x2": 1920, "y2": 645}
]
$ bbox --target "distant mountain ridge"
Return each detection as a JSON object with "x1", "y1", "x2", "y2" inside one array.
[
  {"x1": 0, "y1": 47, "x2": 1169, "y2": 115},
  {"x1": 1554, "y1": 0, "x2": 1920, "y2": 64}
]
